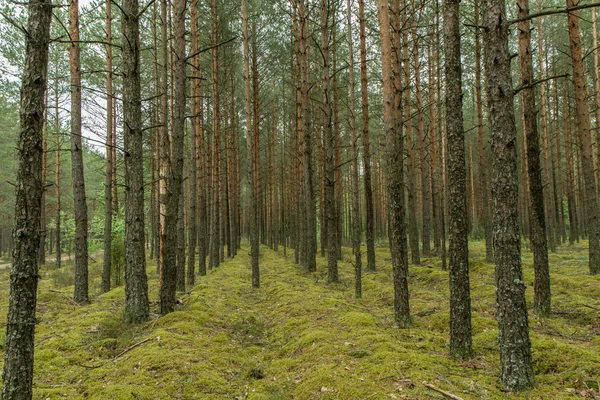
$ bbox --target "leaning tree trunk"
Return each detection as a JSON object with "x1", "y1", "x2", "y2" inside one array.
[
  {"x1": 481, "y1": 0, "x2": 535, "y2": 390},
  {"x1": 444, "y1": 0, "x2": 473, "y2": 359},
  {"x1": 566, "y1": 0, "x2": 600, "y2": 274},
  {"x1": 1, "y1": 0, "x2": 51, "y2": 398},
  {"x1": 517, "y1": 0, "x2": 551, "y2": 315},
  {"x1": 122, "y1": 0, "x2": 150, "y2": 323},
  {"x1": 69, "y1": 0, "x2": 89, "y2": 304}
]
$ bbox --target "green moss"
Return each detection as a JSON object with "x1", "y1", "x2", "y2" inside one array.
[
  {"x1": 339, "y1": 311, "x2": 376, "y2": 328},
  {"x1": 0, "y1": 241, "x2": 597, "y2": 399}
]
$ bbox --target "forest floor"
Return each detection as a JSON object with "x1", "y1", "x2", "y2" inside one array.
[{"x1": 0, "y1": 241, "x2": 599, "y2": 399}]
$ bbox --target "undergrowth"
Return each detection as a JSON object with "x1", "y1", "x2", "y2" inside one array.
[{"x1": 0, "y1": 240, "x2": 598, "y2": 399}]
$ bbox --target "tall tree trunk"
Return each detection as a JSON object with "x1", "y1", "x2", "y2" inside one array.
[
  {"x1": 537, "y1": 22, "x2": 556, "y2": 253},
  {"x1": 347, "y1": 0, "x2": 362, "y2": 298},
  {"x1": 54, "y1": 76, "x2": 61, "y2": 269},
  {"x1": 474, "y1": 0, "x2": 493, "y2": 261},
  {"x1": 187, "y1": 0, "x2": 200, "y2": 285},
  {"x1": 299, "y1": 0, "x2": 317, "y2": 272},
  {"x1": 567, "y1": 0, "x2": 600, "y2": 274},
  {"x1": 69, "y1": 0, "x2": 89, "y2": 304},
  {"x1": 593, "y1": 9, "x2": 600, "y2": 192},
  {"x1": 321, "y1": 0, "x2": 337, "y2": 283},
  {"x1": 160, "y1": 0, "x2": 187, "y2": 314},
  {"x1": 517, "y1": 0, "x2": 551, "y2": 315},
  {"x1": 444, "y1": 0, "x2": 473, "y2": 359},
  {"x1": 380, "y1": 0, "x2": 410, "y2": 327},
  {"x1": 359, "y1": 0, "x2": 376, "y2": 271},
  {"x1": 416, "y1": 28, "x2": 431, "y2": 258},
  {"x1": 563, "y1": 80, "x2": 578, "y2": 245},
  {"x1": 243, "y1": 0, "x2": 259, "y2": 287},
  {"x1": 103, "y1": 0, "x2": 114, "y2": 293},
  {"x1": 209, "y1": 0, "x2": 221, "y2": 270},
  {"x1": 481, "y1": 0, "x2": 535, "y2": 390},
  {"x1": 122, "y1": 0, "x2": 150, "y2": 322},
  {"x1": 1, "y1": 1, "x2": 51, "y2": 397},
  {"x1": 404, "y1": 6, "x2": 420, "y2": 265}
]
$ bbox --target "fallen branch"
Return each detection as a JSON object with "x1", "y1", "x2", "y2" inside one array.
[
  {"x1": 582, "y1": 304, "x2": 600, "y2": 311},
  {"x1": 422, "y1": 381, "x2": 465, "y2": 400},
  {"x1": 112, "y1": 338, "x2": 151, "y2": 361}
]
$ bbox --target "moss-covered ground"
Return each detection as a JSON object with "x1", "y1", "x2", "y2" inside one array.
[{"x1": 0, "y1": 241, "x2": 599, "y2": 399}]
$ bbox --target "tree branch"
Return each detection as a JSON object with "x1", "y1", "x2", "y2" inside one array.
[
  {"x1": 508, "y1": 2, "x2": 600, "y2": 24},
  {"x1": 514, "y1": 73, "x2": 569, "y2": 94}
]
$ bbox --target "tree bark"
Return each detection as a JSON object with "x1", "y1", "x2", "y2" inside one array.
[
  {"x1": 481, "y1": 0, "x2": 535, "y2": 390},
  {"x1": 444, "y1": 0, "x2": 473, "y2": 359},
  {"x1": 243, "y1": 0, "x2": 259, "y2": 287},
  {"x1": 347, "y1": 0, "x2": 362, "y2": 298},
  {"x1": 160, "y1": 0, "x2": 187, "y2": 314},
  {"x1": 69, "y1": 0, "x2": 89, "y2": 304},
  {"x1": 380, "y1": 0, "x2": 410, "y2": 327},
  {"x1": 566, "y1": 0, "x2": 600, "y2": 274},
  {"x1": 474, "y1": 0, "x2": 493, "y2": 261},
  {"x1": 1, "y1": 1, "x2": 51, "y2": 397},
  {"x1": 404, "y1": 6, "x2": 420, "y2": 266},
  {"x1": 359, "y1": 0, "x2": 376, "y2": 272},
  {"x1": 517, "y1": 0, "x2": 551, "y2": 315},
  {"x1": 122, "y1": 0, "x2": 150, "y2": 322},
  {"x1": 299, "y1": 0, "x2": 317, "y2": 272},
  {"x1": 320, "y1": 0, "x2": 338, "y2": 283},
  {"x1": 54, "y1": 76, "x2": 61, "y2": 269},
  {"x1": 103, "y1": 0, "x2": 113, "y2": 293}
]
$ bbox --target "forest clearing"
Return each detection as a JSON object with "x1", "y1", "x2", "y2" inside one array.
[{"x1": 0, "y1": 242, "x2": 598, "y2": 399}]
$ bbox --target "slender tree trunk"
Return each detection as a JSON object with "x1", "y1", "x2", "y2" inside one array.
[
  {"x1": 273, "y1": 101, "x2": 279, "y2": 252},
  {"x1": 474, "y1": 0, "x2": 493, "y2": 261},
  {"x1": 69, "y1": 0, "x2": 89, "y2": 304},
  {"x1": 563, "y1": 81, "x2": 577, "y2": 245},
  {"x1": 320, "y1": 0, "x2": 337, "y2": 283},
  {"x1": 416, "y1": 28, "x2": 431, "y2": 258},
  {"x1": 54, "y1": 76, "x2": 61, "y2": 269},
  {"x1": 347, "y1": 0, "x2": 362, "y2": 298},
  {"x1": 380, "y1": 0, "x2": 410, "y2": 327},
  {"x1": 122, "y1": 0, "x2": 150, "y2": 322},
  {"x1": 160, "y1": 0, "x2": 187, "y2": 314},
  {"x1": 299, "y1": 0, "x2": 317, "y2": 272},
  {"x1": 102, "y1": 0, "x2": 114, "y2": 293},
  {"x1": 359, "y1": 0, "x2": 376, "y2": 272},
  {"x1": 404, "y1": 7, "x2": 420, "y2": 265},
  {"x1": 566, "y1": 0, "x2": 600, "y2": 274},
  {"x1": 243, "y1": 0, "x2": 259, "y2": 287},
  {"x1": 593, "y1": 9, "x2": 600, "y2": 193},
  {"x1": 481, "y1": 0, "x2": 535, "y2": 390},
  {"x1": 517, "y1": 0, "x2": 551, "y2": 315},
  {"x1": 187, "y1": 0, "x2": 200, "y2": 285},
  {"x1": 1, "y1": 1, "x2": 51, "y2": 397},
  {"x1": 40, "y1": 94, "x2": 48, "y2": 265},
  {"x1": 444, "y1": 0, "x2": 473, "y2": 359}
]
